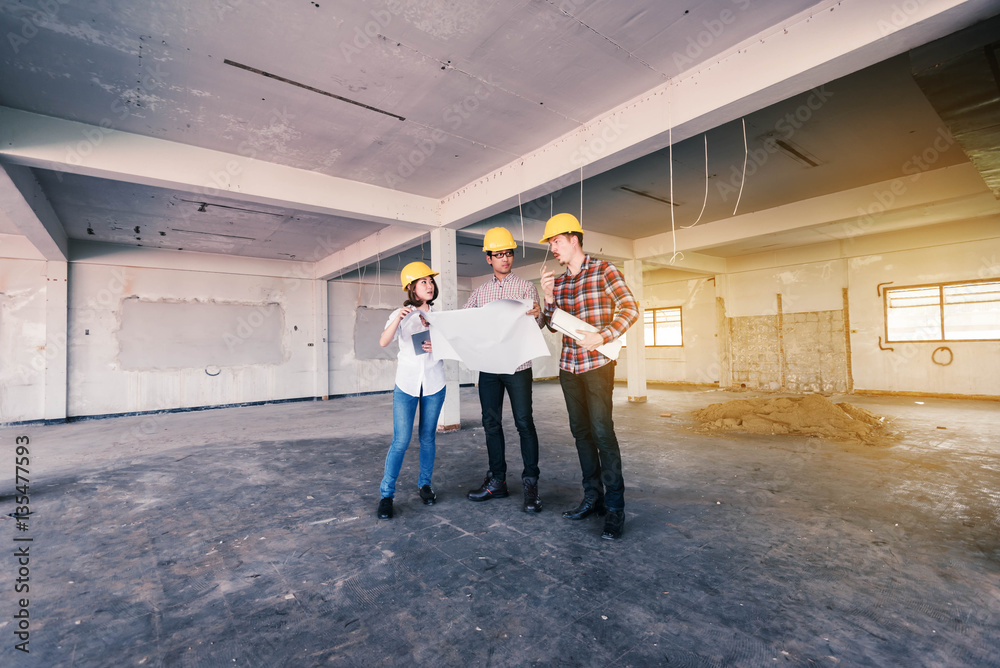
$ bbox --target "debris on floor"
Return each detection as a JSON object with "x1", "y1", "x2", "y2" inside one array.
[{"x1": 691, "y1": 394, "x2": 896, "y2": 445}]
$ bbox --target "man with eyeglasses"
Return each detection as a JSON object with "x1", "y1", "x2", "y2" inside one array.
[{"x1": 464, "y1": 227, "x2": 545, "y2": 512}]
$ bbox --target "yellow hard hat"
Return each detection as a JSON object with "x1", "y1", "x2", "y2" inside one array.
[
  {"x1": 400, "y1": 261, "x2": 439, "y2": 291},
  {"x1": 483, "y1": 227, "x2": 517, "y2": 253},
  {"x1": 539, "y1": 212, "x2": 584, "y2": 243}
]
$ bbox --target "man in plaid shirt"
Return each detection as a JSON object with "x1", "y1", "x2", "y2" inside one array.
[
  {"x1": 465, "y1": 227, "x2": 546, "y2": 512},
  {"x1": 540, "y1": 213, "x2": 638, "y2": 540}
]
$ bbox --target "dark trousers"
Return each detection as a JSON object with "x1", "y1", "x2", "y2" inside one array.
[
  {"x1": 478, "y1": 368, "x2": 540, "y2": 480},
  {"x1": 559, "y1": 362, "x2": 625, "y2": 511}
]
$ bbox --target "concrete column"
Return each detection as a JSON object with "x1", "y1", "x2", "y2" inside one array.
[
  {"x1": 623, "y1": 259, "x2": 647, "y2": 403},
  {"x1": 314, "y1": 279, "x2": 330, "y2": 400},
  {"x1": 715, "y1": 275, "x2": 733, "y2": 389},
  {"x1": 431, "y1": 228, "x2": 461, "y2": 431},
  {"x1": 44, "y1": 260, "x2": 68, "y2": 420}
]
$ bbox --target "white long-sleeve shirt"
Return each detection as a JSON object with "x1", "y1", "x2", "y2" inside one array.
[{"x1": 386, "y1": 307, "x2": 446, "y2": 397}]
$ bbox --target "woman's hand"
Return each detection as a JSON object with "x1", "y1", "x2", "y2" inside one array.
[{"x1": 422, "y1": 338, "x2": 432, "y2": 353}]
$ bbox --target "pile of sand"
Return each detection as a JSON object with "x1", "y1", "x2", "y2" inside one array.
[{"x1": 691, "y1": 394, "x2": 895, "y2": 445}]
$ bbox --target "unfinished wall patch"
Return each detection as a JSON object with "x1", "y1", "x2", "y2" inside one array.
[
  {"x1": 118, "y1": 298, "x2": 285, "y2": 370},
  {"x1": 354, "y1": 306, "x2": 397, "y2": 361}
]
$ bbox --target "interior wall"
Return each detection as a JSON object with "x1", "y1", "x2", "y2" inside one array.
[
  {"x1": 613, "y1": 217, "x2": 999, "y2": 398},
  {"x1": 717, "y1": 261, "x2": 851, "y2": 393},
  {"x1": 0, "y1": 257, "x2": 49, "y2": 421},
  {"x1": 616, "y1": 276, "x2": 719, "y2": 385},
  {"x1": 847, "y1": 220, "x2": 1000, "y2": 396},
  {"x1": 68, "y1": 262, "x2": 319, "y2": 416},
  {"x1": 329, "y1": 280, "x2": 404, "y2": 396}
]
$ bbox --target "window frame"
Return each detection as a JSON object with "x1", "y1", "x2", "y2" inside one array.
[
  {"x1": 883, "y1": 278, "x2": 1000, "y2": 343},
  {"x1": 623, "y1": 306, "x2": 683, "y2": 348}
]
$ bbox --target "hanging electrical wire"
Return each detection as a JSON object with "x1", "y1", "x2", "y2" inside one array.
[
  {"x1": 375, "y1": 229, "x2": 382, "y2": 305},
  {"x1": 519, "y1": 198, "x2": 526, "y2": 259},
  {"x1": 733, "y1": 117, "x2": 747, "y2": 216},
  {"x1": 665, "y1": 84, "x2": 684, "y2": 265},
  {"x1": 682, "y1": 134, "x2": 709, "y2": 229}
]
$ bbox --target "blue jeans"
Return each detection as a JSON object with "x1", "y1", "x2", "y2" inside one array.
[
  {"x1": 478, "y1": 368, "x2": 540, "y2": 480},
  {"x1": 380, "y1": 385, "x2": 446, "y2": 499},
  {"x1": 559, "y1": 362, "x2": 625, "y2": 511}
]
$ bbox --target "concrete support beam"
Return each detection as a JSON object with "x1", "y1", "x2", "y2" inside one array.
[
  {"x1": 313, "y1": 279, "x2": 330, "y2": 400},
  {"x1": 716, "y1": 278, "x2": 733, "y2": 389},
  {"x1": 44, "y1": 260, "x2": 68, "y2": 420},
  {"x1": 431, "y1": 227, "x2": 461, "y2": 432},
  {"x1": 0, "y1": 106, "x2": 439, "y2": 229},
  {"x1": 637, "y1": 163, "x2": 992, "y2": 256},
  {"x1": 463, "y1": 214, "x2": 635, "y2": 263},
  {"x1": 437, "y1": 0, "x2": 996, "y2": 230},
  {"x1": 70, "y1": 240, "x2": 313, "y2": 280},
  {"x1": 0, "y1": 162, "x2": 68, "y2": 260},
  {"x1": 0, "y1": 233, "x2": 45, "y2": 260},
  {"x1": 623, "y1": 260, "x2": 647, "y2": 403},
  {"x1": 315, "y1": 227, "x2": 428, "y2": 280},
  {"x1": 641, "y1": 250, "x2": 727, "y2": 275}
]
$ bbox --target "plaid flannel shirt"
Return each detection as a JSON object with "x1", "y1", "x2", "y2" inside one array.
[
  {"x1": 463, "y1": 272, "x2": 542, "y2": 373},
  {"x1": 543, "y1": 255, "x2": 639, "y2": 375}
]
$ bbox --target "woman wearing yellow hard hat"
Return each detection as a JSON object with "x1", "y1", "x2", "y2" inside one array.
[{"x1": 375, "y1": 261, "x2": 445, "y2": 520}]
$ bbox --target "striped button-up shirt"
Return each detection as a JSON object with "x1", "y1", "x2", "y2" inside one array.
[
  {"x1": 543, "y1": 255, "x2": 639, "y2": 375},
  {"x1": 463, "y1": 272, "x2": 542, "y2": 373}
]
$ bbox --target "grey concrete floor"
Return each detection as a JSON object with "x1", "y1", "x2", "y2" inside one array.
[{"x1": 1, "y1": 382, "x2": 998, "y2": 667}]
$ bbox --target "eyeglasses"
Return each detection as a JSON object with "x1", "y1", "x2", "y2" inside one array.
[{"x1": 490, "y1": 250, "x2": 514, "y2": 258}]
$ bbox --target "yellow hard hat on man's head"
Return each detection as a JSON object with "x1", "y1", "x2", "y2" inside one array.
[
  {"x1": 539, "y1": 212, "x2": 584, "y2": 243},
  {"x1": 483, "y1": 227, "x2": 517, "y2": 253},
  {"x1": 400, "y1": 261, "x2": 439, "y2": 291}
]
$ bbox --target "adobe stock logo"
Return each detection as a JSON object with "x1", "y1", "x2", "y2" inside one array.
[
  {"x1": 716, "y1": 86, "x2": 833, "y2": 202},
  {"x1": 841, "y1": 126, "x2": 956, "y2": 241},
  {"x1": 671, "y1": 0, "x2": 753, "y2": 74},
  {"x1": 384, "y1": 75, "x2": 499, "y2": 188},
  {"x1": 5, "y1": 0, "x2": 71, "y2": 54}
]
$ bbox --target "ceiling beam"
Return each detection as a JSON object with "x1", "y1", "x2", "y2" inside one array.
[
  {"x1": 437, "y1": 0, "x2": 998, "y2": 230},
  {"x1": 0, "y1": 162, "x2": 68, "y2": 260},
  {"x1": 0, "y1": 106, "x2": 440, "y2": 229},
  {"x1": 461, "y1": 213, "x2": 635, "y2": 261},
  {"x1": 636, "y1": 163, "x2": 995, "y2": 256},
  {"x1": 314, "y1": 227, "x2": 429, "y2": 280},
  {"x1": 641, "y1": 250, "x2": 727, "y2": 275}
]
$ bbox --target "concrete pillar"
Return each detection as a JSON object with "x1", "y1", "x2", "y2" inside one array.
[
  {"x1": 431, "y1": 228, "x2": 461, "y2": 431},
  {"x1": 44, "y1": 260, "x2": 68, "y2": 420},
  {"x1": 623, "y1": 259, "x2": 647, "y2": 403},
  {"x1": 314, "y1": 279, "x2": 330, "y2": 400},
  {"x1": 715, "y1": 275, "x2": 733, "y2": 389}
]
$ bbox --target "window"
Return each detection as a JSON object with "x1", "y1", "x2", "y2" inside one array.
[
  {"x1": 885, "y1": 279, "x2": 1000, "y2": 342},
  {"x1": 623, "y1": 307, "x2": 682, "y2": 347}
]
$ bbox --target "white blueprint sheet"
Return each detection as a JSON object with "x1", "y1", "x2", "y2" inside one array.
[
  {"x1": 548, "y1": 308, "x2": 623, "y2": 361},
  {"x1": 424, "y1": 299, "x2": 550, "y2": 374}
]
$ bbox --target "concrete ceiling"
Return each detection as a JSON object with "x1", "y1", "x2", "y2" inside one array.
[{"x1": 1, "y1": 0, "x2": 999, "y2": 278}]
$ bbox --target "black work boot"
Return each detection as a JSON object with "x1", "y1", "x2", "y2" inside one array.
[
  {"x1": 376, "y1": 497, "x2": 393, "y2": 520},
  {"x1": 522, "y1": 476, "x2": 542, "y2": 513},
  {"x1": 467, "y1": 474, "x2": 509, "y2": 501},
  {"x1": 419, "y1": 485, "x2": 436, "y2": 505},
  {"x1": 562, "y1": 492, "x2": 606, "y2": 520},
  {"x1": 602, "y1": 510, "x2": 625, "y2": 540}
]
